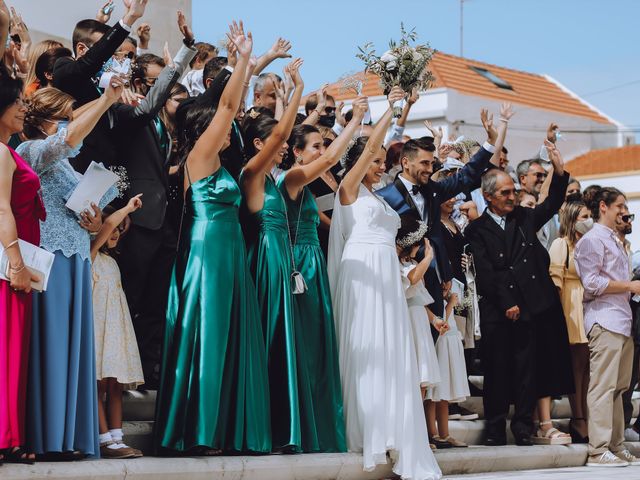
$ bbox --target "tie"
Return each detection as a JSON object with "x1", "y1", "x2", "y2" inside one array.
[{"x1": 411, "y1": 184, "x2": 420, "y2": 195}]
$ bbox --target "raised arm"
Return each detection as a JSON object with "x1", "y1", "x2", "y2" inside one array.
[
  {"x1": 66, "y1": 76, "x2": 124, "y2": 147},
  {"x1": 302, "y1": 85, "x2": 328, "y2": 126},
  {"x1": 338, "y1": 86, "x2": 405, "y2": 205},
  {"x1": 284, "y1": 96, "x2": 368, "y2": 199},
  {"x1": 0, "y1": 1, "x2": 9, "y2": 60},
  {"x1": 253, "y1": 37, "x2": 291, "y2": 76},
  {"x1": 490, "y1": 103, "x2": 513, "y2": 168},
  {"x1": 90, "y1": 194, "x2": 142, "y2": 261},
  {"x1": 243, "y1": 58, "x2": 304, "y2": 179},
  {"x1": 186, "y1": 21, "x2": 251, "y2": 183},
  {"x1": 532, "y1": 140, "x2": 568, "y2": 231},
  {"x1": 407, "y1": 239, "x2": 434, "y2": 285}
]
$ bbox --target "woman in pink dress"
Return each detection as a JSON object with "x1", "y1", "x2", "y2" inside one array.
[{"x1": 0, "y1": 73, "x2": 45, "y2": 464}]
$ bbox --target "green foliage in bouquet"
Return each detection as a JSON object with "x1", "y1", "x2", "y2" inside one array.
[{"x1": 356, "y1": 23, "x2": 435, "y2": 94}]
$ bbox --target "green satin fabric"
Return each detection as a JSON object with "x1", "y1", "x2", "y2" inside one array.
[
  {"x1": 245, "y1": 175, "x2": 308, "y2": 452},
  {"x1": 155, "y1": 167, "x2": 271, "y2": 453},
  {"x1": 278, "y1": 177, "x2": 347, "y2": 453}
]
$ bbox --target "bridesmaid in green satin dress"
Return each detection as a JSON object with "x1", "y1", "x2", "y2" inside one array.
[
  {"x1": 274, "y1": 98, "x2": 368, "y2": 452},
  {"x1": 240, "y1": 59, "x2": 307, "y2": 452},
  {"x1": 154, "y1": 23, "x2": 271, "y2": 455}
]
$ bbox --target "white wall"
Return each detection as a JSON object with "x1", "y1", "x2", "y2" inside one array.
[{"x1": 11, "y1": 0, "x2": 191, "y2": 57}]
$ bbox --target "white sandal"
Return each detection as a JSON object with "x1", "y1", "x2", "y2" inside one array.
[{"x1": 532, "y1": 421, "x2": 572, "y2": 445}]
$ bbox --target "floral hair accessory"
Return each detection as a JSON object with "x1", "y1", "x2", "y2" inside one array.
[{"x1": 396, "y1": 220, "x2": 428, "y2": 248}]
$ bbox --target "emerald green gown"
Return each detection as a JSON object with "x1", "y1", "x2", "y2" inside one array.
[
  {"x1": 277, "y1": 175, "x2": 347, "y2": 453},
  {"x1": 154, "y1": 167, "x2": 271, "y2": 453}
]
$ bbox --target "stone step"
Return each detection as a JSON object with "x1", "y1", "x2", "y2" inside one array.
[
  {"x1": 9, "y1": 444, "x2": 640, "y2": 480},
  {"x1": 122, "y1": 390, "x2": 157, "y2": 421}
]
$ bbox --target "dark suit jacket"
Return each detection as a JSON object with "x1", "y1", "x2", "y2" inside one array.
[
  {"x1": 465, "y1": 171, "x2": 569, "y2": 324},
  {"x1": 53, "y1": 22, "x2": 130, "y2": 172},
  {"x1": 377, "y1": 145, "x2": 493, "y2": 283}
]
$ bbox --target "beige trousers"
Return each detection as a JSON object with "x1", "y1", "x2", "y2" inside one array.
[{"x1": 587, "y1": 323, "x2": 634, "y2": 456}]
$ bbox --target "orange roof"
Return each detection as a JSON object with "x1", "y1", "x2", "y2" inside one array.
[
  {"x1": 313, "y1": 51, "x2": 612, "y2": 125},
  {"x1": 567, "y1": 145, "x2": 640, "y2": 177}
]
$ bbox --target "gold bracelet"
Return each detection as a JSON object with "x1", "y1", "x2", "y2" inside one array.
[
  {"x1": 4, "y1": 239, "x2": 19, "y2": 250},
  {"x1": 9, "y1": 263, "x2": 25, "y2": 274}
]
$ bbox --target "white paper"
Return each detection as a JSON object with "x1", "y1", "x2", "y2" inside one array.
[
  {"x1": 0, "y1": 239, "x2": 55, "y2": 291},
  {"x1": 65, "y1": 161, "x2": 118, "y2": 214},
  {"x1": 315, "y1": 192, "x2": 335, "y2": 212},
  {"x1": 451, "y1": 277, "x2": 465, "y2": 299}
]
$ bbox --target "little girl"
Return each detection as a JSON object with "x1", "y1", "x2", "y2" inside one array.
[
  {"x1": 90, "y1": 195, "x2": 145, "y2": 459},
  {"x1": 396, "y1": 217, "x2": 444, "y2": 398},
  {"x1": 428, "y1": 291, "x2": 471, "y2": 448}
]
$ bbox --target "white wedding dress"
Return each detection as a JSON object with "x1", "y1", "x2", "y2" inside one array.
[{"x1": 328, "y1": 184, "x2": 441, "y2": 480}]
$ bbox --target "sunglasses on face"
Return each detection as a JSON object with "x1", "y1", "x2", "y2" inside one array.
[
  {"x1": 532, "y1": 172, "x2": 548, "y2": 179},
  {"x1": 115, "y1": 51, "x2": 135, "y2": 60},
  {"x1": 323, "y1": 106, "x2": 336, "y2": 115},
  {"x1": 622, "y1": 214, "x2": 635, "y2": 223}
]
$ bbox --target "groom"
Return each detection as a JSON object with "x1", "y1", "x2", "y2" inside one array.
[{"x1": 378, "y1": 124, "x2": 498, "y2": 316}]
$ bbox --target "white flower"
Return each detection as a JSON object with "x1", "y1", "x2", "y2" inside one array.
[
  {"x1": 412, "y1": 50, "x2": 423, "y2": 61},
  {"x1": 385, "y1": 60, "x2": 397, "y2": 71},
  {"x1": 381, "y1": 50, "x2": 398, "y2": 63}
]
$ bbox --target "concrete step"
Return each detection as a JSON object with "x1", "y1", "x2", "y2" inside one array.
[
  {"x1": 9, "y1": 444, "x2": 640, "y2": 479},
  {"x1": 122, "y1": 390, "x2": 156, "y2": 421}
]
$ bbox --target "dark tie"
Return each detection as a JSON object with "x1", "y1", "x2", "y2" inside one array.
[{"x1": 411, "y1": 184, "x2": 420, "y2": 195}]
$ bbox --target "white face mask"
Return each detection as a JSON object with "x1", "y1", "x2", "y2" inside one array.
[{"x1": 575, "y1": 218, "x2": 594, "y2": 235}]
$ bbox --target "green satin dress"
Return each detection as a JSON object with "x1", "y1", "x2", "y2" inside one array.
[
  {"x1": 244, "y1": 174, "x2": 310, "y2": 452},
  {"x1": 277, "y1": 176, "x2": 347, "y2": 453},
  {"x1": 155, "y1": 167, "x2": 271, "y2": 454}
]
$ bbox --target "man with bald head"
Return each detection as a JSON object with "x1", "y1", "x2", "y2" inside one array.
[{"x1": 465, "y1": 143, "x2": 573, "y2": 447}]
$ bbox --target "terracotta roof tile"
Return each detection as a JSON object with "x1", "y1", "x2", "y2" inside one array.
[
  {"x1": 567, "y1": 145, "x2": 640, "y2": 177},
  {"x1": 314, "y1": 51, "x2": 612, "y2": 125}
]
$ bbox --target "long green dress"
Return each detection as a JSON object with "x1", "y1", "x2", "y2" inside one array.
[
  {"x1": 244, "y1": 174, "x2": 311, "y2": 452},
  {"x1": 277, "y1": 175, "x2": 347, "y2": 453},
  {"x1": 154, "y1": 167, "x2": 271, "y2": 454}
]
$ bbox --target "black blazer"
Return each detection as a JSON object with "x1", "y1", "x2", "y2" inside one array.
[
  {"x1": 377, "y1": 145, "x2": 493, "y2": 282},
  {"x1": 53, "y1": 22, "x2": 130, "y2": 172},
  {"x1": 465, "y1": 171, "x2": 569, "y2": 323}
]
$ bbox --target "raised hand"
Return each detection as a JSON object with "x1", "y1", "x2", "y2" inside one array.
[
  {"x1": 162, "y1": 41, "x2": 173, "y2": 67},
  {"x1": 119, "y1": 85, "x2": 144, "y2": 106},
  {"x1": 104, "y1": 75, "x2": 125, "y2": 103},
  {"x1": 438, "y1": 143, "x2": 454, "y2": 158},
  {"x1": 226, "y1": 40, "x2": 237, "y2": 68},
  {"x1": 136, "y1": 23, "x2": 151, "y2": 49},
  {"x1": 544, "y1": 139, "x2": 564, "y2": 175},
  {"x1": 480, "y1": 108, "x2": 498, "y2": 144},
  {"x1": 387, "y1": 86, "x2": 405, "y2": 108},
  {"x1": 350, "y1": 96, "x2": 368, "y2": 120},
  {"x1": 286, "y1": 58, "x2": 304, "y2": 88},
  {"x1": 335, "y1": 101, "x2": 346, "y2": 127},
  {"x1": 126, "y1": 193, "x2": 143, "y2": 212},
  {"x1": 500, "y1": 102, "x2": 514, "y2": 121},
  {"x1": 315, "y1": 84, "x2": 328, "y2": 112},
  {"x1": 408, "y1": 87, "x2": 420, "y2": 105},
  {"x1": 423, "y1": 120, "x2": 443, "y2": 143},
  {"x1": 177, "y1": 10, "x2": 194, "y2": 44},
  {"x1": 226, "y1": 20, "x2": 252, "y2": 58},
  {"x1": 123, "y1": 0, "x2": 148, "y2": 26},
  {"x1": 96, "y1": 1, "x2": 114, "y2": 23},
  {"x1": 546, "y1": 122, "x2": 559, "y2": 144},
  {"x1": 268, "y1": 37, "x2": 292, "y2": 59}
]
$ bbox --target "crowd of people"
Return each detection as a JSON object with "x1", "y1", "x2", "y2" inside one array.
[{"x1": 1, "y1": 1, "x2": 640, "y2": 477}]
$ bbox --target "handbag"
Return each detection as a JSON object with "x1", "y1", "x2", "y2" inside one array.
[{"x1": 282, "y1": 188, "x2": 308, "y2": 295}]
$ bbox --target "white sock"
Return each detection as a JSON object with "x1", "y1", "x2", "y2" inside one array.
[
  {"x1": 99, "y1": 432, "x2": 114, "y2": 445},
  {"x1": 109, "y1": 428, "x2": 124, "y2": 443}
]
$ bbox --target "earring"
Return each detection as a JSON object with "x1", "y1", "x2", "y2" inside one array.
[{"x1": 296, "y1": 155, "x2": 303, "y2": 164}]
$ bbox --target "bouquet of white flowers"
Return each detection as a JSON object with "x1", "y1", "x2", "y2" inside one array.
[{"x1": 357, "y1": 24, "x2": 435, "y2": 116}]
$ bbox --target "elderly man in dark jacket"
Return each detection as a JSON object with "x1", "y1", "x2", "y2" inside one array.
[{"x1": 465, "y1": 142, "x2": 573, "y2": 446}]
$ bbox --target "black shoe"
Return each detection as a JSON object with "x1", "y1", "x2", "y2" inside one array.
[
  {"x1": 429, "y1": 436, "x2": 453, "y2": 449},
  {"x1": 514, "y1": 434, "x2": 533, "y2": 446},
  {"x1": 484, "y1": 437, "x2": 507, "y2": 446}
]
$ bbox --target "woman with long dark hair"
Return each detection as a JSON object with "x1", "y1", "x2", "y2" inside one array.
[{"x1": 154, "y1": 22, "x2": 271, "y2": 455}]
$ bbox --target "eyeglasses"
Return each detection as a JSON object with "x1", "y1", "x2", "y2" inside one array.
[
  {"x1": 622, "y1": 214, "x2": 635, "y2": 223},
  {"x1": 323, "y1": 106, "x2": 336, "y2": 115},
  {"x1": 532, "y1": 172, "x2": 548, "y2": 179}
]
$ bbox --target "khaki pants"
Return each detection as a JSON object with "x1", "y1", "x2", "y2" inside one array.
[{"x1": 587, "y1": 323, "x2": 634, "y2": 456}]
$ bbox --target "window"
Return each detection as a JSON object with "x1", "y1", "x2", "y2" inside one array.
[{"x1": 469, "y1": 66, "x2": 513, "y2": 90}]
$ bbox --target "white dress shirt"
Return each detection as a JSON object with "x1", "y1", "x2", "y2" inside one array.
[
  {"x1": 487, "y1": 209, "x2": 506, "y2": 230},
  {"x1": 398, "y1": 175, "x2": 427, "y2": 222}
]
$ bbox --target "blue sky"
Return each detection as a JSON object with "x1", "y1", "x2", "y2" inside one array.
[{"x1": 193, "y1": 0, "x2": 639, "y2": 137}]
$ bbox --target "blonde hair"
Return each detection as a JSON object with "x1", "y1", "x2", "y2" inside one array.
[
  {"x1": 559, "y1": 201, "x2": 587, "y2": 246},
  {"x1": 24, "y1": 40, "x2": 64, "y2": 93},
  {"x1": 23, "y1": 87, "x2": 75, "y2": 139}
]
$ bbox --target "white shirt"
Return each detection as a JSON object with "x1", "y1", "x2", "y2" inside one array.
[
  {"x1": 398, "y1": 175, "x2": 427, "y2": 222},
  {"x1": 487, "y1": 208, "x2": 506, "y2": 230},
  {"x1": 181, "y1": 69, "x2": 205, "y2": 96}
]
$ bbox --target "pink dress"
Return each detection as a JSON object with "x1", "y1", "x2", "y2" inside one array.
[{"x1": 0, "y1": 146, "x2": 44, "y2": 449}]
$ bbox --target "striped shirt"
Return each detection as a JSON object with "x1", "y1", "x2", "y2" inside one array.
[{"x1": 574, "y1": 223, "x2": 632, "y2": 337}]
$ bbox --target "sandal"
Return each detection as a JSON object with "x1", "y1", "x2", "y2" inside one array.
[
  {"x1": 532, "y1": 421, "x2": 572, "y2": 445},
  {"x1": 3, "y1": 447, "x2": 36, "y2": 465},
  {"x1": 437, "y1": 435, "x2": 468, "y2": 448}
]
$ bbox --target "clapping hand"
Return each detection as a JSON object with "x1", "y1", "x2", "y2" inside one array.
[
  {"x1": 226, "y1": 20, "x2": 252, "y2": 59},
  {"x1": 544, "y1": 139, "x2": 565, "y2": 176},
  {"x1": 480, "y1": 108, "x2": 498, "y2": 145},
  {"x1": 387, "y1": 86, "x2": 405, "y2": 108}
]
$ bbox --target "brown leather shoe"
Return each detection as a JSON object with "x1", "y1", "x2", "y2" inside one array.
[{"x1": 100, "y1": 442, "x2": 137, "y2": 459}]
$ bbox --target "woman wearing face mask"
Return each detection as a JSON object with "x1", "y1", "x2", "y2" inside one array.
[
  {"x1": 548, "y1": 200, "x2": 592, "y2": 443},
  {"x1": 17, "y1": 79, "x2": 124, "y2": 458}
]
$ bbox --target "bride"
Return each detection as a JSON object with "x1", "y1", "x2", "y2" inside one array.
[{"x1": 327, "y1": 86, "x2": 442, "y2": 480}]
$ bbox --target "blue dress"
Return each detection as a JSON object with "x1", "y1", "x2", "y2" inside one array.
[{"x1": 17, "y1": 130, "x2": 115, "y2": 457}]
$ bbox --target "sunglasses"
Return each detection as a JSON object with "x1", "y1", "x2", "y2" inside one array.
[
  {"x1": 622, "y1": 214, "x2": 635, "y2": 223},
  {"x1": 533, "y1": 172, "x2": 548, "y2": 179},
  {"x1": 323, "y1": 106, "x2": 336, "y2": 115}
]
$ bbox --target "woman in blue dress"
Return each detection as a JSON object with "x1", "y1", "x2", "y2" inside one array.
[{"x1": 17, "y1": 79, "x2": 124, "y2": 458}]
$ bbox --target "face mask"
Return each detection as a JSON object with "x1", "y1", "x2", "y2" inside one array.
[
  {"x1": 318, "y1": 113, "x2": 336, "y2": 128},
  {"x1": 575, "y1": 218, "x2": 594, "y2": 235}
]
